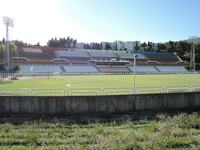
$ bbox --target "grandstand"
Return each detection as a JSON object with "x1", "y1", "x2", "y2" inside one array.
[
  {"x1": 16, "y1": 47, "x2": 56, "y2": 63},
  {"x1": 12, "y1": 46, "x2": 189, "y2": 74},
  {"x1": 56, "y1": 50, "x2": 90, "y2": 64}
]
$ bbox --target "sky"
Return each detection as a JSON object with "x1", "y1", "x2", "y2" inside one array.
[{"x1": 0, "y1": 0, "x2": 200, "y2": 45}]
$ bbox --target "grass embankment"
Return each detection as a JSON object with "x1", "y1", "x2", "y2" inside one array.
[{"x1": 0, "y1": 113, "x2": 200, "y2": 149}]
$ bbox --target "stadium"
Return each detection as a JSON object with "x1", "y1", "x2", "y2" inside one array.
[
  {"x1": 1, "y1": 1, "x2": 200, "y2": 149},
  {"x1": 1, "y1": 45, "x2": 200, "y2": 96},
  {"x1": 0, "y1": 15, "x2": 200, "y2": 117}
]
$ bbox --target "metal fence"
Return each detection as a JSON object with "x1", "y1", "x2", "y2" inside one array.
[{"x1": 0, "y1": 72, "x2": 200, "y2": 96}]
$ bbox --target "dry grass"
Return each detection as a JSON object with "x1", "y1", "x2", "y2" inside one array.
[{"x1": 0, "y1": 112, "x2": 199, "y2": 149}]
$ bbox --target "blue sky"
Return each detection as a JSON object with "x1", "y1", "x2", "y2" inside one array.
[{"x1": 0, "y1": 0, "x2": 200, "y2": 44}]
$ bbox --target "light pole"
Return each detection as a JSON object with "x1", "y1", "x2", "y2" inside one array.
[
  {"x1": 189, "y1": 36, "x2": 198, "y2": 72},
  {"x1": 133, "y1": 54, "x2": 137, "y2": 93},
  {"x1": 3, "y1": 16, "x2": 14, "y2": 71},
  {"x1": 30, "y1": 64, "x2": 34, "y2": 75}
]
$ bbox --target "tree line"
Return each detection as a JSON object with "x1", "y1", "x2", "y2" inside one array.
[
  {"x1": 47, "y1": 37, "x2": 77, "y2": 48},
  {"x1": 139, "y1": 41, "x2": 200, "y2": 69},
  {"x1": 0, "y1": 40, "x2": 17, "y2": 70}
]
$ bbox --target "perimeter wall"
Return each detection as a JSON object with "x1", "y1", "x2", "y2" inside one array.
[{"x1": 0, "y1": 92, "x2": 200, "y2": 115}]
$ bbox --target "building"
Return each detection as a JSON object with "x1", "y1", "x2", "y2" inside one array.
[
  {"x1": 102, "y1": 40, "x2": 140, "y2": 51},
  {"x1": 123, "y1": 41, "x2": 137, "y2": 52},
  {"x1": 111, "y1": 41, "x2": 117, "y2": 50},
  {"x1": 101, "y1": 42, "x2": 107, "y2": 50},
  {"x1": 116, "y1": 41, "x2": 124, "y2": 51},
  {"x1": 116, "y1": 41, "x2": 140, "y2": 52},
  {"x1": 152, "y1": 43, "x2": 159, "y2": 49},
  {"x1": 101, "y1": 42, "x2": 114, "y2": 50}
]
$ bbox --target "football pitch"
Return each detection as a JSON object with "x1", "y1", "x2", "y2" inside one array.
[{"x1": 0, "y1": 73, "x2": 200, "y2": 96}]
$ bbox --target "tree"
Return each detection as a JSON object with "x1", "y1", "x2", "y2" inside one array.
[
  {"x1": 175, "y1": 41, "x2": 190, "y2": 56},
  {"x1": 105, "y1": 43, "x2": 111, "y2": 50},
  {"x1": 166, "y1": 41, "x2": 176, "y2": 52},
  {"x1": 140, "y1": 42, "x2": 148, "y2": 50},
  {"x1": 91, "y1": 43, "x2": 101, "y2": 49},
  {"x1": 47, "y1": 36, "x2": 77, "y2": 48},
  {"x1": 83, "y1": 43, "x2": 91, "y2": 49},
  {"x1": 134, "y1": 42, "x2": 140, "y2": 51},
  {"x1": 36, "y1": 42, "x2": 40, "y2": 47},
  {"x1": 157, "y1": 43, "x2": 167, "y2": 51},
  {"x1": 140, "y1": 42, "x2": 147, "y2": 48},
  {"x1": 9, "y1": 42, "x2": 17, "y2": 57},
  {"x1": 147, "y1": 42, "x2": 153, "y2": 50},
  {"x1": 193, "y1": 44, "x2": 200, "y2": 70},
  {"x1": 2, "y1": 38, "x2": 5, "y2": 44},
  {"x1": 0, "y1": 43, "x2": 4, "y2": 63},
  {"x1": 12, "y1": 40, "x2": 30, "y2": 47}
]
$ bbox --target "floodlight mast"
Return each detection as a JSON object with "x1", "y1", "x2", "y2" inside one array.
[
  {"x1": 3, "y1": 16, "x2": 14, "y2": 71},
  {"x1": 190, "y1": 36, "x2": 197, "y2": 72}
]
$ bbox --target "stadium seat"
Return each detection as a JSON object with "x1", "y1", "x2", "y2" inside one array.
[
  {"x1": 56, "y1": 50, "x2": 90, "y2": 58},
  {"x1": 17, "y1": 47, "x2": 56, "y2": 60},
  {"x1": 115, "y1": 51, "x2": 135, "y2": 59},
  {"x1": 128, "y1": 65, "x2": 158, "y2": 73},
  {"x1": 138, "y1": 51, "x2": 180, "y2": 62},
  {"x1": 19, "y1": 64, "x2": 62, "y2": 73},
  {"x1": 89, "y1": 50, "x2": 117, "y2": 59},
  {"x1": 97, "y1": 66, "x2": 130, "y2": 73},
  {"x1": 56, "y1": 50, "x2": 90, "y2": 64},
  {"x1": 156, "y1": 66, "x2": 188, "y2": 73},
  {"x1": 63, "y1": 65, "x2": 99, "y2": 73}
]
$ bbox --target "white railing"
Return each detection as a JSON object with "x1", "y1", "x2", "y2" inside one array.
[
  {"x1": 0, "y1": 86, "x2": 200, "y2": 96},
  {"x1": 1, "y1": 72, "x2": 200, "y2": 96},
  {"x1": 0, "y1": 71, "x2": 199, "y2": 77}
]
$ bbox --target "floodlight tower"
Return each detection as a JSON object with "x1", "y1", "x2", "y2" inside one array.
[
  {"x1": 189, "y1": 36, "x2": 197, "y2": 71},
  {"x1": 3, "y1": 16, "x2": 14, "y2": 71}
]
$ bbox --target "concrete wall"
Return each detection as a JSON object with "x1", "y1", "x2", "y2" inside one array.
[{"x1": 0, "y1": 92, "x2": 200, "y2": 115}]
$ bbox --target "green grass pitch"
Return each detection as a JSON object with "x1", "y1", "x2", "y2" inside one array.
[{"x1": 0, "y1": 73, "x2": 200, "y2": 96}]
